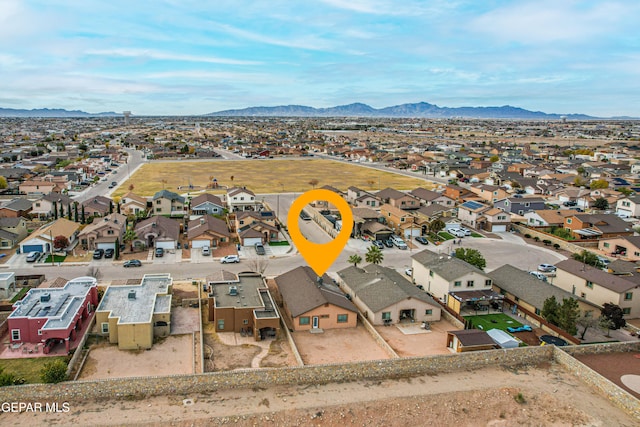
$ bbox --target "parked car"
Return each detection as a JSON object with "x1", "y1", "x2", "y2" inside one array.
[
  {"x1": 449, "y1": 229, "x2": 466, "y2": 238},
  {"x1": 383, "y1": 239, "x2": 394, "y2": 248},
  {"x1": 26, "y1": 251, "x2": 42, "y2": 263},
  {"x1": 529, "y1": 271, "x2": 548, "y2": 282},
  {"x1": 221, "y1": 255, "x2": 240, "y2": 263},
  {"x1": 563, "y1": 200, "x2": 577, "y2": 207},
  {"x1": 372, "y1": 240, "x2": 384, "y2": 249},
  {"x1": 415, "y1": 236, "x2": 429, "y2": 245},
  {"x1": 404, "y1": 268, "x2": 413, "y2": 276},
  {"x1": 391, "y1": 235, "x2": 408, "y2": 250},
  {"x1": 299, "y1": 211, "x2": 311, "y2": 221},
  {"x1": 254, "y1": 243, "x2": 266, "y2": 255},
  {"x1": 104, "y1": 248, "x2": 115, "y2": 258},
  {"x1": 155, "y1": 247, "x2": 164, "y2": 257},
  {"x1": 460, "y1": 227, "x2": 472, "y2": 236},
  {"x1": 92, "y1": 249, "x2": 104, "y2": 259},
  {"x1": 123, "y1": 259, "x2": 142, "y2": 268},
  {"x1": 538, "y1": 263, "x2": 556, "y2": 272},
  {"x1": 597, "y1": 256, "x2": 611, "y2": 268},
  {"x1": 201, "y1": 246, "x2": 211, "y2": 256}
]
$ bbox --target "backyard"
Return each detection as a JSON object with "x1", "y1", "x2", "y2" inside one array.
[
  {"x1": 464, "y1": 313, "x2": 523, "y2": 332},
  {"x1": 113, "y1": 159, "x2": 432, "y2": 197},
  {"x1": 0, "y1": 356, "x2": 68, "y2": 384}
]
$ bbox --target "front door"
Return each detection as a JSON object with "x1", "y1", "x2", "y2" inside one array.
[{"x1": 312, "y1": 316, "x2": 319, "y2": 329}]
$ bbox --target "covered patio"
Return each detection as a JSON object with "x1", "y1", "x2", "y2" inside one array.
[{"x1": 447, "y1": 289, "x2": 505, "y2": 316}]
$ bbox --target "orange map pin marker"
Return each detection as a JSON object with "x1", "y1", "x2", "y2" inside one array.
[{"x1": 287, "y1": 189, "x2": 353, "y2": 277}]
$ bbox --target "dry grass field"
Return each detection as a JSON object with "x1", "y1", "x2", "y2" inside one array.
[{"x1": 114, "y1": 159, "x2": 432, "y2": 197}]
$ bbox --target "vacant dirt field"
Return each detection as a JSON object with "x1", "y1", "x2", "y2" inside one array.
[
  {"x1": 293, "y1": 324, "x2": 391, "y2": 364},
  {"x1": 12, "y1": 363, "x2": 639, "y2": 426},
  {"x1": 113, "y1": 159, "x2": 431, "y2": 197},
  {"x1": 78, "y1": 334, "x2": 194, "y2": 380},
  {"x1": 574, "y1": 351, "x2": 640, "y2": 399}
]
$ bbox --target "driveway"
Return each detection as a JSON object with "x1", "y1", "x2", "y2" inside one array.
[{"x1": 152, "y1": 249, "x2": 181, "y2": 265}]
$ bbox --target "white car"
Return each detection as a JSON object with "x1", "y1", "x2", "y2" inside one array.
[
  {"x1": 529, "y1": 271, "x2": 548, "y2": 282},
  {"x1": 449, "y1": 229, "x2": 466, "y2": 238},
  {"x1": 405, "y1": 268, "x2": 413, "y2": 276},
  {"x1": 220, "y1": 255, "x2": 240, "y2": 263},
  {"x1": 538, "y1": 263, "x2": 557, "y2": 272}
]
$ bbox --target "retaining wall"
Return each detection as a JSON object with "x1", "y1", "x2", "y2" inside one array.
[
  {"x1": 65, "y1": 316, "x2": 96, "y2": 378},
  {"x1": 0, "y1": 345, "x2": 553, "y2": 403},
  {"x1": 512, "y1": 224, "x2": 598, "y2": 254},
  {"x1": 357, "y1": 313, "x2": 399, "y2": 359}
]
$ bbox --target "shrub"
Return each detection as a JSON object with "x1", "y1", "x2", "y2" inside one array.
[
  {"x1": 553, "y1": 243, "x2": 560, "y2": 249},
  {"x1": 524, "y1": 233, "x2": 531, "y2": 238},
  {"x1": 542, "y1": 239, "x2": 552, "y2": 246},
  {"x1": 534, "y1": 236, "x2": 540, "y2": 242},
  {"x1": 41, "y1": 359, "x2": 68, "y2": 384}
]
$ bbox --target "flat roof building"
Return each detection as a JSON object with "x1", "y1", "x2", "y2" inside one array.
[{"x1": 96, "y1": 273, "x2": 173, "y2": 350}]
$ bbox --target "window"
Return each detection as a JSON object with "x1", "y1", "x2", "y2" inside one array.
[
  {"x1": 156, "y1": 200, "x2": 161, "y2": 205},
  {"x1": 400, "y1": 217, "x2": 405, "y2": 222},
  {"x1": 622, "y1": 307, "x2": 631, "y2": 315},
  {"x1": 101, "y1": 323, "x2": 109, "y2": 334},
  {"x1": 586, "y1": 281, "x2": 594, "y2": 289},
  {"x1": 382, "y1": 312, "x2": 391, "y2": 320},
  {"x1": 107, "y1": 229, "x2": 114, "y2": 235},
  {"x1": 11, "y1": 329, "x2": 20, "y2": 341},
  {"x1": 603, "y1": 242, "x2": 610, "y2": 248},
  {"x1": 217, "y1": 319, "x2": 225, "y2": 330},
  {"x1": 485, "y1": 279, "x2": 492, "y2": 287},
  {"x1": 299, "y1": 316, "x2": 310, "y2": 325},
  {"x1": 337, "y1": 314, "x2": 348, "y2": 323},
  {"x1": 454, "y1": 281, "x2": 462, "y2": 287},
  {"x1": 425, "y1": 309, "x2": 432, "y2": 315},
  {"x1": 466, "y1": 280, "x2": 474, "y2": 288},
  {"x1": 535, "y1": 308, "x2": 541, "y2": 315},
  {"x1": 243, "y1": 319, "x2": 249, "y2": 325},
  {"x1": 38, "y1": 329, "x2": 42, "y2": 335},
  {"x1": 624, "y1": 292, "x2": 633, "y2": 301},
  {"x1": 156, "y1": 208, "x2": 161, "y2": 212},
  {"x1": 567, "y1": 219, "x2": 572, "y2": 224}
]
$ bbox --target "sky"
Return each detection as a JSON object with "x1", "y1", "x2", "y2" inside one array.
[{"x1": 1, "y1": 0, "x2": 639, "y2": 116}]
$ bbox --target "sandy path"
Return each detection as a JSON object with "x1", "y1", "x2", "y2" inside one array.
[{"x1": 8, "y1": 363, "x2": 638, "y2": 426}]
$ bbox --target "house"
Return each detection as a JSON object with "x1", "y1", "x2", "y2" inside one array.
[
  {"x1": 524, "y1": 209, "x2": 580, "y2": 227},
  {"x1": 77, "y1": 213, "x2": 127, "y2": 251},
  {"x1": 443, "y1": 184, "x2": 473, "y2": 202},
  {"x1": 553, "y1": 259, "x2": 640, "y2": 319},
  {"x1": 564, "y1": 213, "x2": 634, "y2": 240},
  {"x1": 380, "y1": 203, "x2": 415, "y2": 237},
  {"x1": 411, "y1": 249, "x2": 501, "y2": 314},
  {"x1": 347, "y1": 186, "x2": 381, "y2": 209},
  {"x1": 119, "y1": 192, "x2": 148, "y2": 216},
  {"x1": 456, "y1": 200, "x2": 490, "y2": 229},
  {"x1": 352, "y1": 207, "x2": 392, "y2": 240},
  {"x1": 410, "y1": 188, "x2": 455, "y2": 208},
  {"x1": 376, "y1": 188, "x2": 420, "y2": 210},
  {"x1": 446, "y1": 329, "x2": 496, "y2": 353},
  {"x1": 336, "y1": 264, "x2": 441, "y2": 325},
  {"x1": 598, "y1": 236, "x2": 640, "y2": 261},
  {"x1": 31, "y1": 193, "x2": 74, "y2": 220},
  {"x1": 151, "y1": 189, "x2": 186, "y2": 216},
  {"x1": 19, "y1": 218, "x2": 79, "y2": 254},
  {"x1": 19, "y1": 180, "x2": 56, "y2": 196},
  {"x1": 234, "y1": 210, "x2": 280, "y2": 245},
  {"x1": 489, "y1": 264, "x2": 601, "y2": 317},
  {"x1": 134, "y1": 215, "x2": 180, "y2": 250},
  {"x1": 82, "y1": 195, "x2": 112, "y2": 218},
  {"x1": 468, "y1": 184, "x2": 509, "y2": 203},
  {"x1": 226, "y1": 187, "x2": 260, "y2": 212},
  {"x1": 477, "y1": 207, "x2": 512, "y2": 232},
  {"x1": 0, "y1": 272, "x2": 16, "y2": 300},
  {"x1": 0, "y1": 198, "x2": 33, "y2": 218},
  {"x1": 275, "y1": 266, "x2": 358, "y2": 331},
  {"x1": 0, "y1": 217, "x2": 28, "y2": 249},
  {"x1": 187, "y1": 216, "x2": 231, "y2": 249},
  {"x1": 7, "y1": 276, "x2": 98, "y2": 353},
  {"x1": 206, "y1": 271, "x2": 280, "y2": 340},
  {"x1": 493, "y1": 197, "x2": 547, "y2": 215},
  {"x1": 190, "y1": 193, "x2": 225, "y2": 216},
  {"x1": 95, "y1": 273, "x2": 172, "y2": 350},
  {"x1": 616, "y1": 194, "x2": 640, "y2": 218}
]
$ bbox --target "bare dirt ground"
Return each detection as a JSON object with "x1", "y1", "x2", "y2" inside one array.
[
  {"x1": 375, "y1": 319, "x2": 456, "y2": 357},
  {"x1": 574, "y1": 352, "x2": 640, "y2": 399},
  {"x1": 293, "y1": 324, "x2": 391, "y2": 364},
  {"x1": 10, "y1": 363, "x2": 639, "y2": 426},
  {"x1": 78, "y1": 334, "x2": 194, "y2": 380}
]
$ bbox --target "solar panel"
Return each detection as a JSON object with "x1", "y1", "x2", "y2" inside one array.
[{"x1": 462, "y1": 201, "x2": 485, "y2": 210}]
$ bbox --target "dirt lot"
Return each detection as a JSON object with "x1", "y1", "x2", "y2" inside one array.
[
  {"x1": 574, "y1": 351, "x2": 640, "y2": 399},
  {"x1": 11, "y1": 363, "x2": 639, "y2": 426},
  {"x1": 375, "y1": 319, "x2": 456, "y2": 357},
  {"x1": 78, "y1": 334, "x2": 194, "y2": 380},
  {"x1": 293, "y1": 323, "x2": 391, "y2": 364}
]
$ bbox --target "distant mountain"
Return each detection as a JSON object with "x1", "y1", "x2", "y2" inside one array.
[
  {"x1": 0, "y1": 108, "x2": 120, "y2": 118},
  {"x1": 207, "y1": 102, "x2": 596, "y2": 119}
]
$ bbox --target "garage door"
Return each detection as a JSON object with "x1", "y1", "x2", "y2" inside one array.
[
  {"x1": 155, "y1": 240, "x2": 176, "y2": 250},
  {"x1": 21, "y1": 244, "x2": 44, "y2": 253},
  {"x1": 492, "y1": 225, "x2": 507, "y2": 232},
  {"x1": 243, "y1": 237, "x2": 263, "y2": 246},
  {"x1": 190, "y1": 239, "x2": 210, "y2": 249},
  {"x1": 97, "y1": 242, "x2": 115, "y2": 250}
]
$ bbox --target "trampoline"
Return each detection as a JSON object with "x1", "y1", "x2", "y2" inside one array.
[{"x1": 539, "y1": 335, "x2": 568, "y2": 346}]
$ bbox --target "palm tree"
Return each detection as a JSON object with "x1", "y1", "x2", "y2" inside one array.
[
  {"x1": 365, "y1": 245, "x2": 383, "y2": 265},
  {"x1": 348, "y1": 254, "x2": 362, "y2": 268},
  {"x1": 123, "y1": 228, "x2": 138, "y2": 251}
]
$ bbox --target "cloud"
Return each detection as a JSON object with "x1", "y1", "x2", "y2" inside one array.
[
  {"x1": 84, "y1": 48, "x2": 260, "y2": 65},
  {"x1": 210, "y1": 22, "x2": 335, "y2": 51}
]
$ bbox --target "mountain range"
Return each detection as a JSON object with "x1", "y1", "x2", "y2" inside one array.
[
  {"x1": 0, "y1": 108, "x2": 119, "y2": 118},
  {"x1": 207, "y1": 102, "x2": 597, "y2": 119}
]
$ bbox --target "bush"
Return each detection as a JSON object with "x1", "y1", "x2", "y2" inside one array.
[
  {"x1": 534, "y1": 236, "x2": 540, "y2": 242},
  {"x1": 553, "y1": 243, "x2": 560, "y2": 249},
  {"x1": 542, "y1": 239, "x2": 552, "y2": 246},
  {"x1": 524, "y1": 233, "x2": 531, "y2": 238},
  {"x1": 40, "y1": 359, "x2": 67, "y2": 384}
]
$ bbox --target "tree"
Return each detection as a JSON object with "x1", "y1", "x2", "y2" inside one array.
[
  {"x1": 53, "y1": 235, "x2": 69, "y2": 250},
  {"x1": 81, "y1": 205, "x2": 86, "y2": 224},
  {"x1": 489, "y1": 155, "x2": 500, "y2": 162},
  {"x1": 453, "y1": 248, "x2": 486, "y2": 270},
  {"x1": 365, "y1": 245, "x2": 383, "y2": 265},
  {"x1": 592, "y1": 197, "x2": 609, "y2": 210},
  {"x1": 590, "y1": 179, "x2": 609, "y2": 189},
  {"x1": 557, "y1": 298, "x2": 580, "y2": 335},
  {"x1": 601, "y1": 303, "x2": 626, "y2": 330},
  {"x1": 617, "y1": 187, "x2": 633, "y2": 196},
  {"x1": 0, "y1": 176, "x2": 7, "y2": 189},
  {"x1": 73, "y1": 202, "x2": 79, "y2": 223},
  {"x1": 66, "y1": 203, "x2": 72, "y2": 220},
  {"x1": 348, "y1": 254, "x2": 362, "y2": 268},
  {"x1": 59, "y1": 202, "x2": 64, "y2": 218},
  {"x1": 41, "y1": 359, "x2": 67, "y2": 383},
  {"x1": 541, "y1": 296, "x2": 560, "y2": 326},
  {"x1": 577, "y1": 312, "x2": 598, "y2": 340},
  {"x1": 572, "y1": 250, "x2": 599, "y2": 267},
  {"x1": 123, "y1": 228, "x2": 137, "y2": 250},
  {"x1": 52, "y1": 201, "x2": 58, "y2": 219},
  {"x1": 429, "y1": 219, "x2": 445, "y2": 234},
  {"x1": 598, "y1": 316, "x2": 615, "y2": 337},
  {"x1": 308, "y1": 179, "x2": 319, "y2": 189},
  {"x1": 128, "y1": 183, "x2": 135, "y2": 192},
  {"x1": 246, "y1": 256, "x2": 269, "y2": 274}
]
